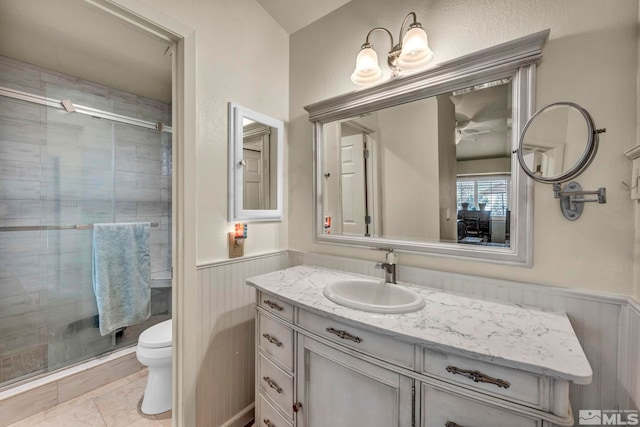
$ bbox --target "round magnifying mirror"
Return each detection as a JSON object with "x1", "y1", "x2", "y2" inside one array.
[{"x1": 517, "y1": 102, "x2": 599, "y2": 183}]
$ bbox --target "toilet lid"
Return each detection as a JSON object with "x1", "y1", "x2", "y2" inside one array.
[{"x1": 139, "y1": 319, "x2": 172, "y2": 348}]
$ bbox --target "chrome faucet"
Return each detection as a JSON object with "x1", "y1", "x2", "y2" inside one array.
[
  {"x1": 375, "y1": 250, "x2": 397, "y2": 283},
  {"x1": 375, "y1": 262, "x2": 396, "y2": 284}
]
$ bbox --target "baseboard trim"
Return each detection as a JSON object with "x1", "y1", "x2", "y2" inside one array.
[{"x1": 220, "y1": 402, "x2": 255, "y2": 427}]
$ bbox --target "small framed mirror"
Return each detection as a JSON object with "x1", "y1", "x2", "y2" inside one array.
[
  {"x1": 517, "y1": 102, "x2": 599, "y2": 184},
  {"x1": 228, "y1": 102, "x2": 284, "y2": 222}
]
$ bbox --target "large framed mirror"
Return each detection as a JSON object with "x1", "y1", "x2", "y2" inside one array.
[
  {"x1": 305, "y1": 30, "x2": 550, "y2": 265},
  {"x1": 228, "y1": 102, "x2": 284, "y2": 222}
]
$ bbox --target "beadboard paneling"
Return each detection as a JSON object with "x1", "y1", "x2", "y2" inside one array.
[
  {"x1": 196, "y1": 252, "x2": 289, "y2": 427},
  {"x1": 620, "y1": 300, "x2": 640, "y2": 411},
  {"x1": 289, "y1": 251, "x2": 633, "y2": 417}
]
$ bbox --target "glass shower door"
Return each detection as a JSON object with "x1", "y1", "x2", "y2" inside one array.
[
  {"x1": 1, "y1": 76, "x2": 172, "y2": 388},
  {"x1": 44, "y1": 107, "x2": 117, "y2": 371}
]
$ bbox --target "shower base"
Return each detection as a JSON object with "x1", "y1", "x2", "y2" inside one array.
[{"x1": 0, "y1": 346, "x2": 142, "y2": 427}]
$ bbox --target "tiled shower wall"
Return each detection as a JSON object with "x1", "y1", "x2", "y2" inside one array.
[{"x1": 0, "y1": 55, "x2": 172, "y2": 386}]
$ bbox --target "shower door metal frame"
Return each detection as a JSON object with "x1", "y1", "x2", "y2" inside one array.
[{"x1": 0, "y1": 86, "x2": 173, "y2": 134}]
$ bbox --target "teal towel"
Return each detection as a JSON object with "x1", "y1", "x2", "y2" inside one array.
[{"x1": 92, "y1": 223, "x2": 151, "y2": 336}]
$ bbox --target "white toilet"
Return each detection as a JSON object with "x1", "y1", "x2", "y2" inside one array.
[{"x1": 136, "y1": 319, "x2": 172, "y2": 414}]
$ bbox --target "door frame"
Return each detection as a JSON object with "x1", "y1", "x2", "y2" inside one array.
[{"x1": 84, "y1": 1, "x2": 197, "y2": 425}]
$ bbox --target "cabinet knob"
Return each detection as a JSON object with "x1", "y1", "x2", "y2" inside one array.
[
  {"x1": 263, "y1": 419, "x2": 275, "y2": 427},
  {"x1": 445, "y1": 422, "x2": 464, "y2": 427},
  {"x1": 293, "y1": 402, "x2": 303, "y2": 412}
]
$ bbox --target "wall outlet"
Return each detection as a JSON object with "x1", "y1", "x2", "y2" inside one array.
[{"x1": 228, "y1": 232, "x2": 244, "y2": 258}]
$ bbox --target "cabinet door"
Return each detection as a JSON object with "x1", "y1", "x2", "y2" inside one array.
[{"x1": 296, "y1": 334, "x2": 414, "y2": 427}]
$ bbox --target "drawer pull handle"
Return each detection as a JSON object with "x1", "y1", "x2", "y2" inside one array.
[
  {"x1": 326, "y1": 327, "x2": 363, "y2": 343},
  {"x1": 263, "y1": 419, "x2": 275, "y2": 427},
  {"x1": 262, "y1": 376, "x2": 283, "y2": 394},
  {"x1": 293, "y1": 402, "x2": 303, "y2": 412},
  {"x1": 446, "y1": 365, "x2": 511, "y2": 389},
  {"x1": 445, "y1": 422, "x2": 464, "y2": 427},
  {"x1": 262, "y1": 333, "x2": 283, "y2": 347},
  {"x1": 263, "y1": 300, "x2": 284, "y2": 311}
]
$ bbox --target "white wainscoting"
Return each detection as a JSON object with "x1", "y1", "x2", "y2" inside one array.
[
  {"x1": 619, "y1": 299, "x2": 640, "y2": 411},
  {"x1": 289, "y1": 251, "x2": 640, "y2": 416},
  {"x1": 196, "y1": 251, "x2": 289, "y2": 427}
]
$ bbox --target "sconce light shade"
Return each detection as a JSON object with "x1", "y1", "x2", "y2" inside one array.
[
  {"x1": 397, "y1": 25, "x2": 433, "y2": 70},
  {"x1": 351, "y1": 45, "x2": 384, "y2": 85}
]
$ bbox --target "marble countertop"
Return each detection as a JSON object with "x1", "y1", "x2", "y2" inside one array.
[{"x1": 246, "y1": 265, "x2": 592, "y2": 384}]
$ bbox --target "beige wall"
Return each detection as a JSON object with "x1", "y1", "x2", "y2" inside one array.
[
  {"x1": 115, "y1": 1, "x2": 289, "y2": 425},
  {"x1": 378, "y1": 99, "x2": 440, "y2": 241},
  {"x1": 289, "y1": 0, "x2": 638, "y2": 296},
  {"x1": 457, "y1": 158, "x2": 511, "y2": 175},
  {"x1": 137, "y1": 0, "x2": 289, "y2": 266}
]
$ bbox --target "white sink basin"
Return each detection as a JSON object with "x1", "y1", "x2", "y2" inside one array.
[{"x1": 323, "y1": 279, "x2": 425, "y2": 314}]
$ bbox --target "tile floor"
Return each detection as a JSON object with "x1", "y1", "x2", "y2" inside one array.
[{"x1": 7, "y1": 369, "x2": 171, "y2": 427}]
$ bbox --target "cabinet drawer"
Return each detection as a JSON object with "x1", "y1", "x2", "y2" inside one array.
[
  {"x1": 258, "y1": 353, "x2": 294, "y2": 419},
  {"x1": 421, "y1": 384, "x2": 542, "y2": 427},
  {"x1": 258, "y1": 313, "x2": 294, "y2": 371},
  {"x1": 298, "y1": 309, "x2": 414, "y2": 369},
  {"x1": 422, "y1": 348, "x2": 542, "y2": 408},
  {"x1": 259, "y1": 292, "x2": 294, "y2": 322},
  {"x1": 258, "y1": 393, "x2": 293, "y2": 427}
]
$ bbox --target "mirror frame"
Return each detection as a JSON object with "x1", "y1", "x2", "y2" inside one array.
[
  {"x1": 304, "y1": 29, "x2": 550, "y2": 265},
  {"x1": 517, "y1": 102, "x2": 598, "y2": 184},
  {"x1": 228, "y1": 102, "x2": 284, "y2": 222}
]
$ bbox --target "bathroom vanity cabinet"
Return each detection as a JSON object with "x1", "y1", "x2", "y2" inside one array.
[{"x1": 248, "y1": 266, "x2": 592, "y2": 427}]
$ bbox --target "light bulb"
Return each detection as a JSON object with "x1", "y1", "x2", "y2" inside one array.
[
  {"x1": 398, "y1": 26, "x2": 433, "y2": 71},
  {"x1": 351, "y1": 46, "x2": 383, "y2": 85}
]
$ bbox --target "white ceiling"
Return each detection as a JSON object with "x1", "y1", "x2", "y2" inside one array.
[
  {"x1": 256, "y1": 0, "x2": 352, "y2": 34},
  {"x1": 452, "y1": 83, "x2": 512, "y2": 161},
  {"x1": 0, "y1": 0, "x2": 171, "y2": 103}
]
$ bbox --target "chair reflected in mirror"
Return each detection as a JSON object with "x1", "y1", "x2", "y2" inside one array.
[{"x1": 457, "y1": 210, "x2": 492, "y2": 243}]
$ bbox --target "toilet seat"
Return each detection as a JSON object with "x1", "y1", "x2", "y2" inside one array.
[{"x1": 139, "y1": 319, "x2": 172, "y2": 348}]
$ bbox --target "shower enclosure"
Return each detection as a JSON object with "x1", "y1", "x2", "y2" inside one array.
[{"x1": 0, "y1": 56, "x2": 172, "y2": 388}]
